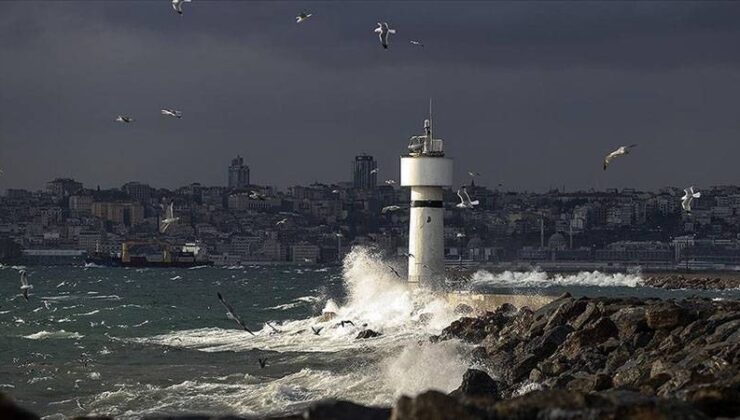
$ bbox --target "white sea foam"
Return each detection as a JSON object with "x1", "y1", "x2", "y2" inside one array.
[
  {"x1": 24, "y1": 330, "x2": 84, "y2": 340},
  {"x1": 470, "y1": 270, "x2": 643, "y2": 288}
]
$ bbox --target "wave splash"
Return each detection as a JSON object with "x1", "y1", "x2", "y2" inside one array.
[{"x1": 470, "y1": 270, "x2": 643, "y2": 288}]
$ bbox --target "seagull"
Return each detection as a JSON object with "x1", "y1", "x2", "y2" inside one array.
[
  {"x1": 370, "y1": 168, "x2": 379, "y2": 174},
  {"x1": 381, "y1": 205, "x2": 401, "y2": 214},
  {"x1": 265, "y1": 321, "x2": 280, "y2": 333},
  {"x1": 334, "y1": 233, "x2": 343, "y2": 238},
  {"x1": 400, "y1": 252, "x2": 415, "y2": 259},
  {"x1": 386, "y1": 264, "x2": 401, "y2": 278},
  {"x1": 456, "y1": 187, "x2": 479, "y2": 209},
  {"x1": 374, "y1": 22, "x2": 396, "y2": 49},
  {"x1": 409, "y1": 40, "x2": 424, "y2": 47},
  {"x1": 603, "y1": 144, "x2": 638, "y2": 171},
  {"x1": 258, "y1": 358, "x2": 268, "y2": 369},
  {"x1": 681, "y1": 187, "x2": 701, "y2": 213},
  {"x1": 337, "y1": 320, "x2": 355, "y2": 328},
  {"x1": 311, "y1": 326, "x2": 323, "y2": 335},
  {"x1": 19, "y1": 270, "x2": 32, "y2": 302},
  {"x1": 276, "y1": 218, "x2": 288, "y2": 226},
  {"x1": 249, "y1": 191, "x2": 266, "y2": 201},
  {"x1": 385, "y1": 179, "x2": 396, "y2": 185},
  {"x1": 296, "y1": 12, "x2": 312, "y2": 23},
  {"x1": 468, "y1": 171, "x2": 481, "y2": 177},
  {"x1": 172, "y1": 0, "x2": 191, "y2": 15},
  {"x1": 161, "y1": 109, "x2": 182, "y2": 119},
  {"x1": 456, "y1": 232, "x2": 466, "y2": 239},
  {"x1": 216, "y1": 292, "x2": 255, "y2": 335},
  {"x1": 159, "y1": 202, "x2": 179, "y2": 233},
  {"x1": 331, "y1": 189, "x2": 340, "y2": 194},
  {"x1": 115, "y1": 116, "x2": 133, "y2": 123}
]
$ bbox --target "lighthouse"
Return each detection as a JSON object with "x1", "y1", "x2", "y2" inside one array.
[{"x1": 400, "y1": 110, "x2": 453, "y2": 288}]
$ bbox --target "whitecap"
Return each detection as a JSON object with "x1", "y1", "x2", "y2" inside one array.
[{"x1": 24, "y1": 330, "x2": 84, "y2": 340}]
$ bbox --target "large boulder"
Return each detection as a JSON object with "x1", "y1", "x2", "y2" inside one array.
[
  {"x1": 0, "y1": 393, "x2": 39, "y2": 420},
  {"x1": 301, "y1": 400, "x2": 391, "y2": 420},
  {"x1": 449, "y1": 369, "x2": 501, "y2": 399},
  {"x1": 392, "y1": 391, "x2": 483, "y2": 420},
  {"x1": 646, "y1": 303, "x2": 691, "y2": 330},
  {"x1": 356, "y1": 329, "x2": 382, "y2": 339}
]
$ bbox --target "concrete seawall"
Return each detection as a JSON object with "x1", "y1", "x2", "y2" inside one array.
[{"x1": 445, "y1": 291, "x2": 558, "y2": 311}]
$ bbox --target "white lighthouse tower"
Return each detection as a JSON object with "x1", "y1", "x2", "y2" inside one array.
[{"x1": 400, "y1": 108, "x2": 453, "y2": 288}]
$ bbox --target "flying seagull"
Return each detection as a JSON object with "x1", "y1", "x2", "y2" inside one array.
[
  {"x1": 400, "y1": 252, "x2": 415, "y2": 259},
  {"x1": 296, "y1": 12, "x2": 312, "y2": 23},
  {"x1": 374, "y1": 22, "x2": 396, "y2": 49},
  {"x1": 115, "y1": 116, "x2": 133, "y2": 123},
  {"x1": 381, "y1": 205, "x2": 401, "y2": 214},
  {"x1": 258, "y1": 358, "x2": 267, "y2": 369},
  {"x1": 603, "y1": 144, "x2": 638, "y2": 171},
  {"x1": 172, "y1": 0, "x2": 191, "y2": 15},
  {"x1": 370, "y1": 168, "x2": 379, "y2": 174},
  {"x1": 468, "y1": 171, "x2": 481, "y2": 177},
  {"x1": 249, "y1": 191, "x2": 266, "y2": 201},
  {"x1": 276, "y1": 218, "x2": 288, "y2": 226},
  {"x1": 311, "y1": 326, "x2": 323, "y2": 335},
  {"x1": 456, "y1": 232, "x2": 466, "y2": 239},
  {"x1": 681, "y1": 187, "x2": 701, "y2": 213},
  {"x1": 409, "y1": 40, "x2": 424, "y2": 47},
  {"x1": 386, "y1": 264, "x2": 401, "y2": 278},
  {"x1": 265, "y1": 321, "x2": 280, "y2": 333},
  {"x1": 19, "y1": 270, "x2": 32, "y2": 302},
  {"x1": 160, "y1": 202, "x2": 180, "y2": 233},
  {"x1": 456, "y1": 187, "x2": 480, "y2": 209},
  {"x1": 338, "y1": 320, "x2": 355, "y2": 328},
  {"x1": 216, "y1": 292, "x2": 255, "y2": 335},
  {"x1": 384, "y1": 179, "x2": 396, "y2": 185},
  {"x1": 161, "y1": 109, "x2": 182, "y2": 119}
]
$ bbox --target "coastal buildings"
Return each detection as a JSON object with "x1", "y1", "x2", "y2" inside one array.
[
  {"x1": 352, "y1": 154, "x2": 377, "y2": 190},
  {"x1": 4, "y1": 172, "x2": 740, "y2": 268},
  {"x1": 228, "y1": 155, "x2": 250, "y2": 189}
]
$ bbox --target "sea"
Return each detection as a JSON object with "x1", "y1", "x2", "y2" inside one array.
[{"x1": 1, "y1": 247, "x2": 739, "y2": 419}]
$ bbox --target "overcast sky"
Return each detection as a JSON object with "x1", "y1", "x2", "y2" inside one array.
[{"x1": 2, "y1": 1, "x2": 740, "y2": 192}]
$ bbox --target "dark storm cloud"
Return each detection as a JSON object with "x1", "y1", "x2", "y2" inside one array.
[{"x1": 1, "y1": 1, "x2": 740, "y2": 192}]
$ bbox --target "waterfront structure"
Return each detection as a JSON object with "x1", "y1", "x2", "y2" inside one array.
[
  {"x1": 353, "y1": 154, "x2": 377, "y2": 190},
  {"x1": 400, "y1": 114, "x2": 453, "y2": 287},
  {"x1": 228, "y1": 155, "x2": 250, "y2": 189}
]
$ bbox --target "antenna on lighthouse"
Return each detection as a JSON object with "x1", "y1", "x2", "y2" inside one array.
[{"x1": 425, "y1": 98, "x2": 433, "y2": 138}]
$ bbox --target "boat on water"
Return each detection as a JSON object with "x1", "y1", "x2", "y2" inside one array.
[{"x1": 85, "y1": 241, "x2": 213, "y2": 268}]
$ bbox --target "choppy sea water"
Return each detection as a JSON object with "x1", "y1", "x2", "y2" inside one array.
[{"x1": 1, "y1": 248, "x2": 738, "y2": 419}]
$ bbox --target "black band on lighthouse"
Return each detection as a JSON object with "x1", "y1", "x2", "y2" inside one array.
[{"x1": 410, "y1": 200, "x2": 443, "y2": 208}]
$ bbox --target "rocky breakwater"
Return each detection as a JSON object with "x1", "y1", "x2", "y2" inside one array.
[
  {"x1": 430, "y1": 293, "x2": 739, "y2": 418},
  {"x1": 644, "y1": 273, "x2": 740, "y2": 290}
]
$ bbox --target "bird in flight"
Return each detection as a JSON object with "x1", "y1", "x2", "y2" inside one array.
[
  {"x1": 337, "y1": 320, "x2": 355, "y2": 328},
  {"x1": 374, "y1": 22, "x2": 396, "y2": 49},
  {"x1": 217, "y1": 292, "x2": 255, "y2": 335},
  {"x1": 381, "y1": 205, "x2": 401, "y2": 214},
  {"x1": 386, "y1": 264, "x2": 401, "y2": 278},
  {"x1": 160, "y1": 202, "x2": 180, "y2": 233},
  {"x1": 249, "y1": 191, "x2": 266, "y2": 201},
  {"x1": 311, "y1": 326, "x2": 323, "y2": 335},
  {"x1": 172, "y1": 0, "x2": 191, "y2": 15},
  {"x1": 296, "y1": 12, "x2": 312, "y2": 23},
  {"x1": 603, "y1": 144, "x2": 638, "y2": 171},
  {"x1": 681, "y1": 187, "x2": 701, "y2": 213},
  {"x1": 19, "y1": 270, "x2": 32, "y2": 302},
  {"x1": 115, "y1": 115, "x2": 133, "y2": 124},
  {"x1": 370, "y1": 168, "x2": 379, "y2": 174},
  {"x1": 400, "y1": 252, "x2": 415, "y2": 259},
  {"x1": 276, "y1": 218, "x2": 288, "y2": 226},
  {"x1": 161, "y1": 109, "x2": 182, "y2": 119},
  {"x1": 468, "y1": 171, "x2": 481, "y2": 177},
  {"x1": 456, "y1": 187, "x2": 480, "y2": 209},
  {"x1": 409, "y1": 40, "x2": 424, "y2": 47},
  {"x1": 258, "y1": 358, "x2": 268, "y2": 369},
  {"x1": 385, "y1": 179, "x2": 396, "y2": 185}
]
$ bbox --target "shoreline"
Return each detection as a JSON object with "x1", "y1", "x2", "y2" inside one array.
[{"x1": 2, "y1": 293, "x2": 738, "y2": 419}]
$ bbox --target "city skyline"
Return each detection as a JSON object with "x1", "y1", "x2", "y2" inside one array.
[{"x1": 2, "y1": 2, "x2": 740, "y2": 191}]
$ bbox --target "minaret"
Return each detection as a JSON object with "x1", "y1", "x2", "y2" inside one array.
[{"x1": 400, "y1": 104, "x2": 453, "y2": 288}]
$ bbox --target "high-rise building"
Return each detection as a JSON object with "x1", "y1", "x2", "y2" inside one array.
[
  {"x1": 122, "y1": 182, "x2": 152, "y2": 203},
  {"x1": 352, "y1": 154, "x2": 377, "y2": 190},
  {"x1": 46, "y1": 178, "x2": 83, "y2": 198},
  {"x1": 228, "y1": 155, "x2": 250, "y2": 189}
]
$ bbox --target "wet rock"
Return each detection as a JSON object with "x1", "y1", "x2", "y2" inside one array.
[
  {"x1": 610, "y1": 306, "x2": 647, "y2": 339},
  {"x1": 646, "y1": 303, "x2": 690, "y2": 330},
  {"x1": 356, "y1": 329, "x2": 382, "y2": 339},
  {"x1": 570, "y1": 301, "x2": 599, "y2": 330},
  {"x1": 449, "y1": 369, "x2": 501, "y2": 399},
  {"x1": 295, "y1": 400, "x2": 391, "y2": 420},
  {"x1": 562, "y1": 317, "x2": 618, "y2": 358},
  {"x1": 684, "y1": 383, "x2": 740, "y2": 418},
  {"x1": 524, "y1": 324, "x2": 572, "y2": 359},
  {"x1": 392, "y1": 391, "x2": 482, "y2": 420},
  {"x1": 0, "y1": 393, "x2": 39, "y2": 420},
  {"x1": 454, "y1": 304, "x2": 474, "y2": 315}
]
